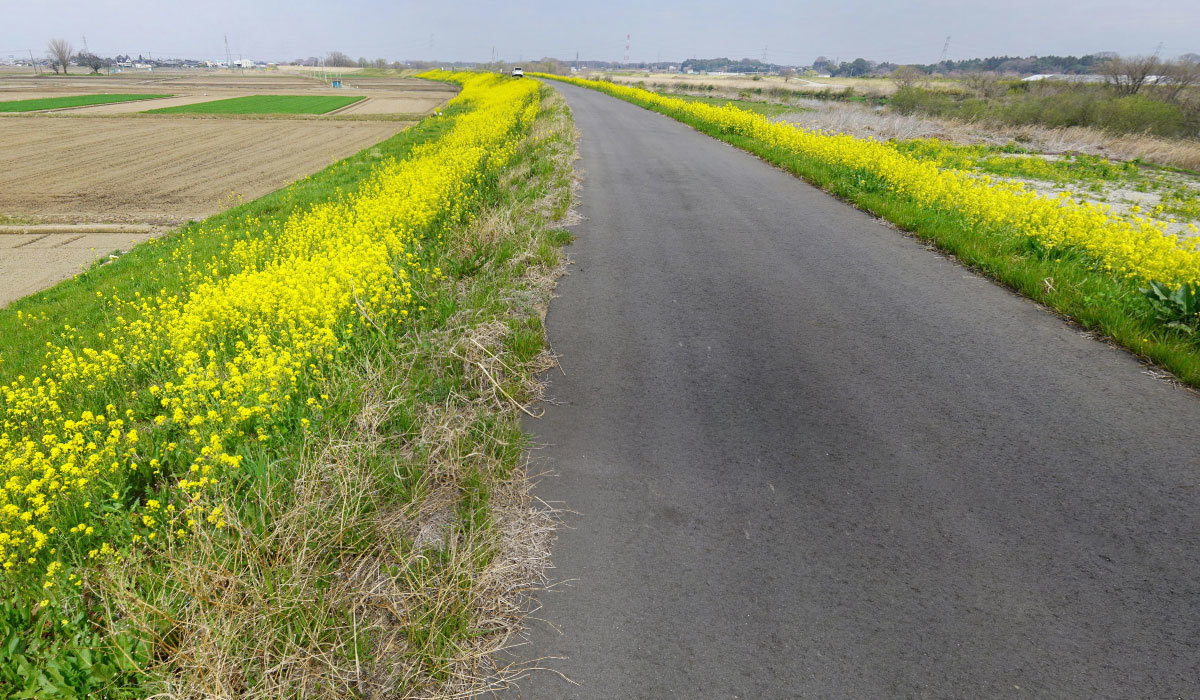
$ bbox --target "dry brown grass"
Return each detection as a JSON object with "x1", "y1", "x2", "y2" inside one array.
[
  {"x1": 602, "y1": 72, "x2": 904, "y2": 96},
  {"x1": 86, "y1": 86, "x2": 578, "y2": 699},
  {"x1": 775, "y1": 100, "x2": 1200, "y2": 170}
]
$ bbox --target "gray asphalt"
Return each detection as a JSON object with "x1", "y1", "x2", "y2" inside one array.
[{"x1": 508, "y1": 81, "x2": 1200, "y2": 698}]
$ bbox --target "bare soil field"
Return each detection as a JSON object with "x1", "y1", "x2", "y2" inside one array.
[
  {"x1": 0, "y1": 230, "x2": 156, "y2": 305},
  {"x1": 335, "y1": 95, "x2": 448, "y2": 115},
  {"x1": 73, "y1": 94, "x2": 244, "y2": 114},
  {"x1": 0, "y1": 117, "x2": 409, "y2": 224},
  {"x1": 0, "y1": 70, "x2": 457, "y2": 305}
]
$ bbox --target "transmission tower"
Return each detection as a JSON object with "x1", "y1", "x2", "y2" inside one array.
[
  {"x1": 939, "y1": 35, "x2": 951, "y2": 63},
  {"x1": 624, "y1": 33, "x2": 630, "y2": 64},
  {"x1": 224, "y1": 35, "x2": 233, "y2": 70}
]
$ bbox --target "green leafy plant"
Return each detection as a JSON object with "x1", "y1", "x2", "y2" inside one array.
[{"x1": 1141, "y1": 281, "x2": 1200, "y2": 333}]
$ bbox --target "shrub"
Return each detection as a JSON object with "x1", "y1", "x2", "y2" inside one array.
[
  {"x1": 891, "y1": 83, "x2": 1195, "y2": 138},
  {"x1": 890, "y1": 86, "x2": 953, "y2": 115},
  {"x1": 1091, "y1": 95, "x2": 1186, "y2": 136}
]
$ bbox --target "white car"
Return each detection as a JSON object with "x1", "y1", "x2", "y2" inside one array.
[{"x1": 511, "y1": 67, "x2": 524, "y2": 78}]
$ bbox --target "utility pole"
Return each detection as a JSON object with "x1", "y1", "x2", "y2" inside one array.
[
  {"x1": 224, "y1": 35, "x2": 233, "y2": 71},
  {"x1": 29, "y1": 49, "x2": 38, "y2": 75}
]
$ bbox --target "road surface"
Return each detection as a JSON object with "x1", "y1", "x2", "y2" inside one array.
[{"x1": 508, "y1": 81, "x2": 1200, "y2": 698}]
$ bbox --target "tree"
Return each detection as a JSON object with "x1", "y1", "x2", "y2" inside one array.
[
  {"x1": 962, "y1": 71, "x2": 1005, "y2": 99},
  {"x1": 890, "y1": 65, "x2": 924, "y2": 89},
  {"x1": 47, "y1": 38, "x2": 72, "y2": 75},
  {"x1": 779, "y1": 67, "x2": 797, "y2": 82},
  {"x1": 325, "y1": 51, "x2": 355, "y2": 67},
  {"x1": 1157, "y1": 56, "x2": 1200, "y2": 103},
  {"x1": 1100, "y1": 55, "x2": 1160, "y2": 95},
  {"x1": 77, "y1": 51, "x2": 106, "y2": 74}
]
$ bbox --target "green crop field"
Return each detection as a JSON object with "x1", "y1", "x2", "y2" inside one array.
[
  {"x1": 0, "y1": 93, "x2": 171, "y2": 112},
  {"x1": 146, "y1": 94, "x2": 364, "y2": 115}
]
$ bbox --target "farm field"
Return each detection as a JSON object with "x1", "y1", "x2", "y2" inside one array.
[
  {"x1": 145, "y1": 94, "x2": 364, "y2": 114},
  {"x1": 0, "y1": 93, "x2": 170, "y2": 112},
  {"x1": 0, "y1": 70, "x2": 458, "y2": 307},
  {"x1": 0, "y1": 71, "x2": 458, "y2": 117},
  {"x1": 0, "y1": 117, "x2": 410, "y2": 225},
  {"x1": 0, "y1": 229, "x2": 157, "y2": 306}
]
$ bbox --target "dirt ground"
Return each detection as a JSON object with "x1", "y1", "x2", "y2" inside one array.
[
  {"x1": 335, "y1": 95, "x2": 448, "y2": 115},
  {"x1": 0, "y1": 116, "x2": 411, "y2": 224},
  {"x1": 0, "y1": 230, "x2": 155, "y2": 306}
]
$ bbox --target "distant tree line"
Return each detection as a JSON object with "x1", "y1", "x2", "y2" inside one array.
[
  {"x1": 680, "y1": 57, "x2": 780, "y2": 74},
  {"x1": 811, "y1": 54, "x2": 1116, "y2": 78}
]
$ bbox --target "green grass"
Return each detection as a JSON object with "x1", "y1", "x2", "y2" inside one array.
[
  {"x1": 550, "y1": 77, "x2": 1200, "y2": 388},
  {"x1": 0, "y1": 93, "x2": 171, "y2": 112},
  {"x1": 655, "y1": 92, "x2": 809, "y2": 117},
  {"x1": 892, "y1": 139, "x2": 1142, "y2": 186},
  {"x1": 0, "y1": 81, "x2": 576, "y2": 698},
  {"x1": 145, "y1": 94, "x2": 364, "y2": 115}
]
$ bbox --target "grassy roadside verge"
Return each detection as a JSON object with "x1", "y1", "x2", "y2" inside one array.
[
  {"x1": 539, "y1": 74, "x2": 1200, "y2": 388},
  {"x1": 121, "y1": 81, "x2": 575, "y2": 698},
  {"x1": 0, "y1": 75, "x2": 575, "y2": 697}
]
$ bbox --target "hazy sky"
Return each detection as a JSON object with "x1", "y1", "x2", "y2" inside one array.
[{"x1": 1, "y1": 0, "x2": 1197, "y2": 65}]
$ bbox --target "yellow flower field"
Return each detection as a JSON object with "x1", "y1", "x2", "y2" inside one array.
[{"x1": 0, "y1": 72, "x2": 539, "y2": 597}]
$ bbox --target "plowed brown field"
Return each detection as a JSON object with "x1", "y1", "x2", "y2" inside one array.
[
  {"x1": 0, "y1": 117, "x2": 408, "y2": 224},
  {"x1": 0, "y1": 70, "x2": 457, "y2": 306}
]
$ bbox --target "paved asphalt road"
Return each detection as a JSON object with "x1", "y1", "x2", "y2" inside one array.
[{"x1": 507, "y1": 81, "x2": 1200, "y2": 698}]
